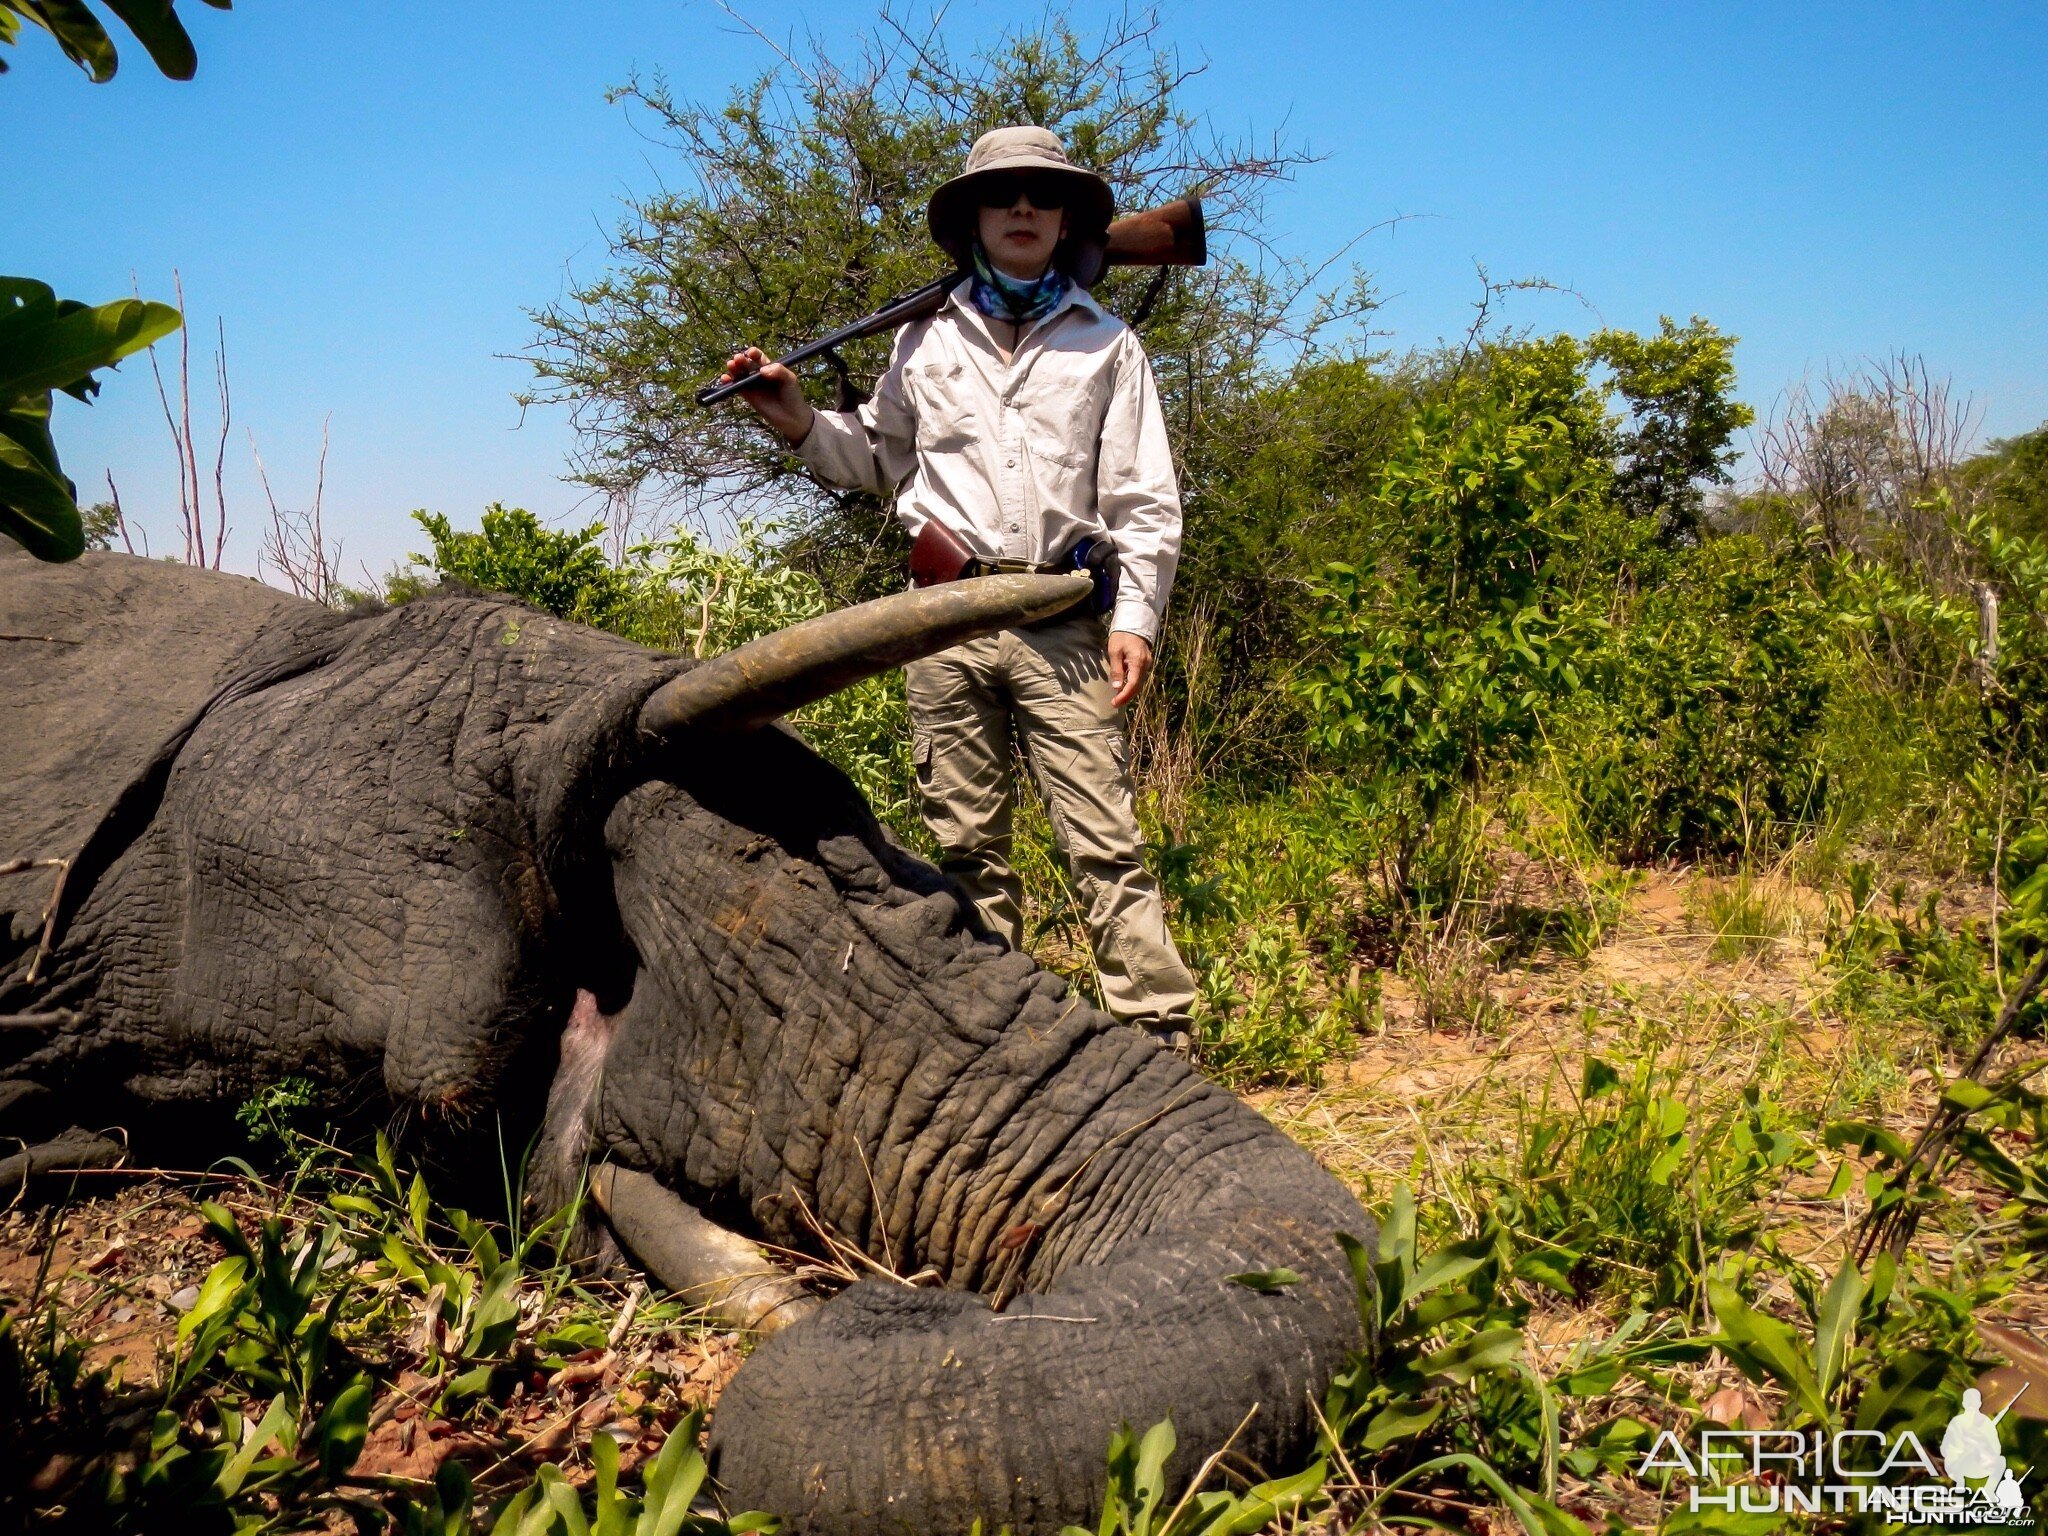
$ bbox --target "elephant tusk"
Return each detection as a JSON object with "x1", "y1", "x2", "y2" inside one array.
[
  {"x1": 589, "y1": 1164, "x2": 821, "y2": 1336},
  {"x1": 636, "y1": 573, "x2": 1092, "y2": 736}
]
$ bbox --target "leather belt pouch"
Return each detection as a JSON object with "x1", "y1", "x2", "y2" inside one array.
[
  {"x1": 910, "y1": 522, "x2": 1116, "y2": 627},
  {"x1": 910, "y1": 520, "x2": 979, "y2": 587}
]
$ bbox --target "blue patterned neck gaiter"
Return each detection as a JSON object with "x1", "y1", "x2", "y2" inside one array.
[{"x1": 968, "y1": 239, "x2": 1069, "y2": 326}]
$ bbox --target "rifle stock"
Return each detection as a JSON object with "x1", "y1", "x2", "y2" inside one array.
[{"x1": 696, "y1": 196, "x2": 1206, "y2": 408}]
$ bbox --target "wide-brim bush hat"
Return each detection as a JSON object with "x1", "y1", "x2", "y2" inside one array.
[{"x1": 928, "y1": 125, "x2": 1115, "y2": 278}]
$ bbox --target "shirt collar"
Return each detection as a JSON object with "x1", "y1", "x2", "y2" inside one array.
[{"x1": 944, "y1": 274, "x2": 1105, "y2": 346}]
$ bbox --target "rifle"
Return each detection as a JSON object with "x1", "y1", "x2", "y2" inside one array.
[{"x1": 695, "y1": 196, "x2": 1207, "y2": 408}]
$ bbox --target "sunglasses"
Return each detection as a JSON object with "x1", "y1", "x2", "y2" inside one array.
[{"x1": 974, "y1": 173, "x2": 1069, "y2": 211}]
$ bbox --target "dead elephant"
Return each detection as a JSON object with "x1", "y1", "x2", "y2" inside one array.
[{"x1": 0, "y1": 548, "x2": 1370, "y2": 1535}]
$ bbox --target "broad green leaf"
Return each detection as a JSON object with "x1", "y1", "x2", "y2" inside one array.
[
  {"x1": 1822, "y1": 1159, "x2": 1854, "y2": 1200},
  {"x1": 1513, "y1": 1248, "x2": 1579, "y2": 1296},
  {"x1": 1852, "y1": 1348, "x2": 1950, "y2": 1434},
  {"x1": 1419, "y1": 1325, "x2": 1524, "y2": 1384},
  {"x1": 26, "y1": 0, "x2": 118, "y2": 81},
  {"x1": 1131, "y1": 1417, "x2": 1175, "y2": 1521},
  {"x1": 1941, "y1": 1078, "x2": 1997, "y2": 1115},
  {"x1": 1360, "y1": 1396, "x2": 1443, "y2": 1450},
  {"x1": 487, "y1": 1484, "x2": 539, "y2": 1536},
  {"x1": 1406, "y1": 1234, "x2": 1492, "y2": 1306},
  {"x1": 1824, "y1": 1119, "x2": 1911, "y2": 1164},
  {"x1": 1335, "y1": 1229, "x2": 1377, "y2": 1335},
  {"x1": 99, "y1": 0, "x2": 204, "y2": 79},
  {"x1": 0, "y1": 278, "x2": 58, "y2": 316},
  {"x1": 314, "y1": 1376, "x2": 372, "y2": 1479},
  {"x1": 1362, "y1": 1452, "x2": 1589, "y2": 1536},
  {"x1": 639, "y1": 1410, "x2": 709, "y2": 1536},
  {"x1": 0, "y1": 297, "x2": 181, "y2": 400},
  {"x1": 0, "y1": 414, "x2": 82, "y2": 561},
  {"x1": 1706, "y1": 1275, "x2": 1824, "y2": 1423},
  {"x1": 1812, "y1": 1258, "x2": 1866, "y2": 1403},
  {"x1": 538, "y1": 1465, "x2": 593, "y2": 1536},
  {"x1": 214, "y1": 1394, "x2": 291, "y2": 1496},
  {"x1": 1212, "y1": 1459, "x2": 1328, "y2": 1534},
  {"x1": 177, "y1": 1256, "x2": 250, "y2": 1341}
]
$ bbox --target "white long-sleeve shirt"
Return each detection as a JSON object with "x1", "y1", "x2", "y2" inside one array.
[{"x1": 792, "y1": 280, "x2": 1182, "y2": 642}]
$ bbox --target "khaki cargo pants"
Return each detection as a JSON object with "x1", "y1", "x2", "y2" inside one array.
[{"x1": 905, "y1": 613, "x2": 1199, "y2": 1031}]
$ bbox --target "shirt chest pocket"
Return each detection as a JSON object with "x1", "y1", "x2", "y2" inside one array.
[
  {"x1": 908, "y1": 361, "x2": 977, "y2": 452},
  {"x1": 1016, "y1": 374, "x2": 1109, "y2": 481}
]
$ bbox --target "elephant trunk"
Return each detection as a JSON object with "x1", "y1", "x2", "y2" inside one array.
[
  {"x1": 592, "y1": 748, "x2": 1372, "y2": 1533},
  {"x1": 710, "y1": 1184, "x2": 1361, "y2": 1535}
]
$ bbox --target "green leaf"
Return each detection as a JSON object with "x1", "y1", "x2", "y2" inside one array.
[
  {"x1": 1419, "y1": 1325, "x2": 1524, "y2": 1384},
  {"x1": 1824, "y1": 1119, "x2": 1911, "y2": 1164},
  {"x1": 98, "y1": 0, "x2": 204, "y2": 79},
  {"x1": 1706, "y1": 1275, "x2": 1825, "y2": 1423},
  {"x1": 26, "y1": 0, "x2": 118, "y2": 81},
  {"x1": 1852, "y1": 1348, "x2": 1950, "y2": 1433},
  {"x1": 1941, "y1": 1078, "x2": 1997, "y2": 1115},
  {"x1": 1811, "y1": 1258, "x2": 1865, "y2": 1403},
  {"x1": 314, "y1": 1376, "x2": 373, "y2": 1479},
  {"x1": 638, "y1": 1410, "x2": 709, "y2": 1536},
  {"x1": 177, "y1": 1256, "x2": 250, "y2": 1341},
  {"x1": 0, "y1": 406, "x2": 83, "y2": 561},
  {"x1": 1361, "y1": 1452, "x2": 1588, "y2": 1536},
  {"x1": 1212, "y1": 1459, "x2": 1329, "y2": 1534},
  {"x1": 1513, "y1": 1248, "x2": 1580, "y2": 1297},
  {"x1": 408, "y1": 1171, "x2": 432, "y2": 1238},
  {"x1": 214, "y1": 1394, "x2": 292, "y2": 1497},
  {"x1": 0, "y1": 296, "x2": 181, "y2": 400},
  {"x1": 1822, "y1": 1159, "x2": 1854, "y2": 1200},
  {"x1": 1226, "y1": 1267, "x2": 1303, "y2": 1294},
  {"x1": 537, "y1": 1464, "x2": 593, "y2": 1536},
  {"x1": 1360, "y1": 1396, "x2": 1443, "y2": 1450},
  {"x1": 1131, "y1": 1417, "x2": 1175, "y2": 1523}
]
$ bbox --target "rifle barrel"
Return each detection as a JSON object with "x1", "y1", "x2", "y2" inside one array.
[{"x1": 694, "y1": 273, "x2": 960, "y2": 407}]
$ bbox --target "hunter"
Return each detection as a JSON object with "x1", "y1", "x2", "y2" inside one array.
[{"x1": 717, "y1": 124, "x2": 1199, "y2": 1053}]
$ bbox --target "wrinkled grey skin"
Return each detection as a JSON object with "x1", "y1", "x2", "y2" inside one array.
[{"x1": 1, "y1": 550, "x2": 1371, "y2": 1535}]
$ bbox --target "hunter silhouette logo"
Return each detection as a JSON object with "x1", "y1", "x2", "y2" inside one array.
[{"x1": 1637, "y1": 1385, "x2": 2034, "y2": 1524}]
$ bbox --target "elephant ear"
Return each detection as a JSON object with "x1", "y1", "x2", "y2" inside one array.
[{"x1": 637, "y1": 574, "x2": 1090, "y2": 736}]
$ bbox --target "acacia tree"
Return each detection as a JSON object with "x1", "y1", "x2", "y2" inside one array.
[{"x1": 523, "y1": 7, "x2": 1339, "y2": 602}]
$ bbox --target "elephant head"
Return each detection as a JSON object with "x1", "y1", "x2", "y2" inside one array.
[{"x1": 0, "y1": 549, "x2": 1371, "y2": 1535}]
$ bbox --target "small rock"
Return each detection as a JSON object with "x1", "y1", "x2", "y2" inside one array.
[{"x1": 167, "y1": 1285, "x2": 201, "y2": 1313}]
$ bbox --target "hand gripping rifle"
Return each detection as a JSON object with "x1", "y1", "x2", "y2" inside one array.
[{"x1": 694, "y1": 197, "x2": 1207, "y2": 408}]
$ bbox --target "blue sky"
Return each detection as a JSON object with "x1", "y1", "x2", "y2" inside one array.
[{"x1": 11, "y1": 2, "x2": 2045, "y2": 579}]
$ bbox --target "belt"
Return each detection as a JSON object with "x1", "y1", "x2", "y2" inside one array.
[{"x1": 909, "y1": 522, "x2": 1118, "y2": 624}]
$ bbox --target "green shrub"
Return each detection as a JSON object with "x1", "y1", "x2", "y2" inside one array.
[
  {"x1": 402, "y1": 504, "x2": 631, "y2": 627},
  {"x1": 1298, "y1": 393, "x2": 1607, "y2": 898},
  {"x1": 1570, "y1": 534, "x2": 1837, "y2": 859}
]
